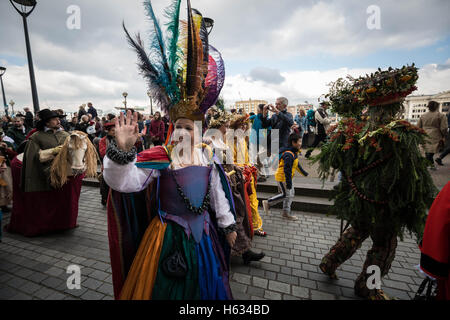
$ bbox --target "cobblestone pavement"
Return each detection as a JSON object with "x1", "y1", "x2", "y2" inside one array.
[{"x1": 0, "y1": 186, "x2": 428, "y2": 300}]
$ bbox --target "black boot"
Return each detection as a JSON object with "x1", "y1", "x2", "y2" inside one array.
[{"x1": 242, "y1": 250, "x2": 265, "y2": 265}]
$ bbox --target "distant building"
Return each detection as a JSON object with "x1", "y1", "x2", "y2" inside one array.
[
  {"x1": 403, "y1": 91, "x2": 450, "y2": 124},
  {"x1": 235, "y1": 99, "x2": 268, "y2": 114},
  {"x1": 287, "y1": 103, "x2": 314, "y2": 116}
]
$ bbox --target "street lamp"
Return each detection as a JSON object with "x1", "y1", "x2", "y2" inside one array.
[
  {"x1": 203, "y1": 17, "x2": 214, "y2": 35},
  {"x1": 0, "y1": 67, "x2": 8, "y2": 116},
  {"x1": 122, "y1": 92, "x2": 128, "y2": 111},
  {"x1": 147, "y1": 90, "x2": 153, "y2": 115},
  {"x1": 10, "y1": 0, "x2": 40, "y2": 115},
  {"x1": 9, "y1": 100, "x2": 15, "y2": 115}
]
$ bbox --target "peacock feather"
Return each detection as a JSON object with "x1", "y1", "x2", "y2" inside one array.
[{"x1": 125, "y1": 0, "x2": 225, "y2": 122}]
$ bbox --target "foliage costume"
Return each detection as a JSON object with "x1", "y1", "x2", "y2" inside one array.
[
  {"x1": 104, "y1": 0, "x2": 235, "y2": 300},
  {"x1": 314, "y1": 65, "x2": 437, "y2": 299}
]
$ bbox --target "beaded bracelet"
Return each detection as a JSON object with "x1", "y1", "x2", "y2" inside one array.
[
  {"x1": 106, "y1": 140, "x2": 137, "y2": 165},
  {"x1": 221, "y1": 223, "x2": 237, "y2": 235}
]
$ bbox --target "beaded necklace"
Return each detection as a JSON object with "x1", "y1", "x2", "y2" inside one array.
[{"x1": 171, "y1": 170, "x2": 211, "y2": 215}]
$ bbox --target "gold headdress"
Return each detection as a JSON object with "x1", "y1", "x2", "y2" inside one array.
[{"x1": 208, "y1": 107, "x2": 232, "y2": 129}]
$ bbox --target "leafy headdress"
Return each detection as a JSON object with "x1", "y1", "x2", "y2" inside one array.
[{"x1": 123, "y1": 0, "x2": 225, "y2": 123}]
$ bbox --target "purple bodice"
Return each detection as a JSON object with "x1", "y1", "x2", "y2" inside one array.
[{"x1": 158, "y1": 166, "x2": 212, "y2": 243}]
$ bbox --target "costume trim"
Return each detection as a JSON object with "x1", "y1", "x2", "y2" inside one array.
[
  {"x1": 221, "y1": 223, "x2": 237, "y2": 235},
  {"x1": 420, "y1": 252, "x2": 450, "y2": 278},
  {"x1": 106, "y1": 140, "x2": 137, "y2": 165}
]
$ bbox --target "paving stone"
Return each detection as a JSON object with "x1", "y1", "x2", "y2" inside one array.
[
  {"x1": 33, "y1": 287, "x2": 58, "y2": 300},
  {"x1": 89, "y1": 270, "x2": 110, "y2": 281},
  {"x1": 264, "y1": 271, "x2": 277, "y2": 280},
  {"x1": 386, "y1": 273, "x2": 415, "y2": 284},
  {"x1": 292, "y1": 268, "x2": 308, "y2": 278},
  {"x1": 82, "y1": 278, "x2": 103, "y2": 290},
  {"x1": 13, "y1": 268, "x2": 35, "y2": 279},
  {"x1": 47, "y1": 292, "x2": 67, "y2": 300},
  {"x1": 233, "y1": 291, "x2": 251, "y2": 300},
  {"x1": 9, "y1": 292, "x2": 33, "y2": 300},
  {"x1": 277, "y1": 273, "x2": 299, "y2": 286},
  {"x1": 27, "y1": 273, "x2": 49, "y2": 284},
  {"x1": 264, "y1": 290, "x2": 282, "y2": 300},
  {"x1": 317, "y1": 282, "x2": 342, "y2": 296},
  {"x1": 232, "y1": 273, "x2": 252, "y2": 285},
  {"x1": 64, "y1": 287, "x2": 88, "y2": 297},
  {"x1": 97, "y1": 283, "x2": 114, "y2": 296},
  {"x1": 310, "y1": 290, "x2": 337, "y2": 300},
  {"x1": 291, "y1": 286, "x2": 310, "y2": 299},
  {"x1": 80, "y1": 290, "x2": 105, "y2": 300},
  {"x1": 252, "y1": 277, "x2": 268, "y2": 289},
  {"x1": 44, "y1": 267, "x2": 65, "y2": 278},
  {"x1": 382, "y1": 279, "x2": 411, "y2": 291},
  {"x1": 230, "y1": 282, "x2": 247, "y2": 294},
  {"x1": 91, "y1": 261, "x2": 110, "y2": 272},
  {"x1": 382, "y1": 287, "x2": 412, "y2": 300},
  {"x1": 19, "y1": 281, "x2": 42, "y2": 294},
  {"x1": 41, "y1": 276, "x2": 67, "y2": 290},
  {"x1": 248, "y1": 268, "x2": 265, "y2": 277},
  {"x1": 268, "y1": 280, "x2": 291, "y2": 294},
  {"x1": 7, "y1": 276, "x2": 28, "y2": 289},
  {"x1": 246, "y1": 286, "x2": 265, "y2": 298},
  {"x1": 298, "y1": 278, "x2": 317, "y2": 290}
]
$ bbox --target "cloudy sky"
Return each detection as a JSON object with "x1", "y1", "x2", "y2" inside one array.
[{"x1": 1, "y1": 0, "x2": 449, "y2": 114}]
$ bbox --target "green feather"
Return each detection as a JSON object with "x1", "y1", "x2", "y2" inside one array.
[{"x1": 164, "y1": 0, "x2": 182, "y2": 78}]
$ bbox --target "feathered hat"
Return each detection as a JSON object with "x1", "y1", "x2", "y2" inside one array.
[
  {"x1": 124, "y1": 0, "x2": 225, "y2": 123},
  {"x1": 208, "y1": 107, "x2": 232, "y2": 129},
  {"x1": 229, "y1": 113, "x2": 250, "y2": 130}
]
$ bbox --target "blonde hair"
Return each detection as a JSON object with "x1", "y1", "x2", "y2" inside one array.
[
  {"x1": 299, "y1": 108, "x2": 306, "y2": 117},
  {"x1": 50, "y1": 131, "x2": 99, "y2": 188}
]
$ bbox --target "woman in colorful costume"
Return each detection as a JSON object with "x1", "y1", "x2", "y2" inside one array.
[
  {"x1": 207, "y1": 109, "x2": 265, "y2": 264},
  {"x1": 314, "y1": 65, "x2": 437, "y2": 299},
  {"x1": 228, "y1": 114, "x2": 267, "y2": 237},
  {"x1": 104, "y1": 0, "x2": 237, "y2": 300}
]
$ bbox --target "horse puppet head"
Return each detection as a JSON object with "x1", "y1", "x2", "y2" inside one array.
[{"x1": 50, "y1": 131, "x2": 98, "y2": 189}]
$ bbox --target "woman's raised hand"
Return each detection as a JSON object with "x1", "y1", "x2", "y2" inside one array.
[{"x1": 115, "y1": 110, "x2": 139, "y2": 151}]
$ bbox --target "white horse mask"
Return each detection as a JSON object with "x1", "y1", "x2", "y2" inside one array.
[{"x1": 68, "y1": 132, "x2": 88, "y2": 175}]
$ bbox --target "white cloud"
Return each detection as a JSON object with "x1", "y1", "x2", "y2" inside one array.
[
  {"x1": 222, "y1": 63, "x2": 450, "y2": 107},
  {"x1": 1, "y1": 0, "x2": 449, "y2": 114}
]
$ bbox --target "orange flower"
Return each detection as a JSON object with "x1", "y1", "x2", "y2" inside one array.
[
  {"x1": 366, "y1": 87, "x2": 377, "y2": 94},
  {"x1": 400, "y1": 75, "x2": 412, "y2": 82}
]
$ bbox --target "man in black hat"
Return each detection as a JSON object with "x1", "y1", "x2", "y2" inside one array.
[{"x1": 21, "y1": 109, "x2": 68, "y2": 192}]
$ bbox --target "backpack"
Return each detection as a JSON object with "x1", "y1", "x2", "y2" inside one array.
[{"x1": 307, "y1": 109, "x2": 316, "y2": 127}]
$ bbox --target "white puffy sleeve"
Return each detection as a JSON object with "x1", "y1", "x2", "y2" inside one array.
[
  {"x1": 209, "y1": 164, "x2": 236, "y2": 229},
  {"x1": 103, "y1": 155, "x2": 159, "y2": 193}
]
